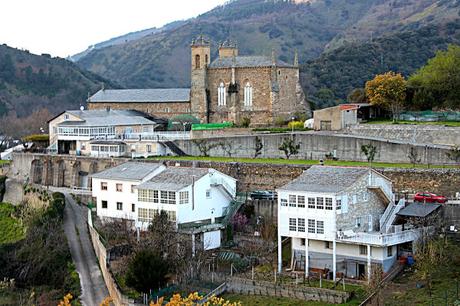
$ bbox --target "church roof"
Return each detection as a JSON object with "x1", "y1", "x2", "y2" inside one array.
[
  {"x1": 209, "y1": 56, "x2": 295, "y2": 69},
  {"x1": 88, "y1": 88, "x2": 190, "y2": 103}
]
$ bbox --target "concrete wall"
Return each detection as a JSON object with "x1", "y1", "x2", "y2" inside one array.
[
  {"x1": 313, "y1": 106, "x2": 342, "y2": 131},
  {"x1": 175, "y1": 133, "x2": 455, "y2": 165},
  {"x1": 345, "y1": 124, "x2": 460, "y2": 146},
  {"x1": 226, "y1": 277, "x2": 350, "y2": 304}
]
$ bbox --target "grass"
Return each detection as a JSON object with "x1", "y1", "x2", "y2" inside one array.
[
  {"x1": 222, "y1": 293, "x2": 364, "y2": 306},
  {"x1": 0, "y1": 202, "x2": 25, "y2": 244},
  {"x1": 148, "y1": 156, "x2": 459, "y2": 169},
  {"x1": 364, "y1": 119, "x2": 460, "y2": 127},
  {"x1": 0, "y1": 160, "x2": 10, "y2": 165}
]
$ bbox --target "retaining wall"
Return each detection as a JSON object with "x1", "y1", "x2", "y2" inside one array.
[{"x1": 226, "y1": 277, "x2": 350, "y2": 304}]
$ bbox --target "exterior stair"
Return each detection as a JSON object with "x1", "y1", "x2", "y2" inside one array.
[
  {"x1": 161, "y1": 141, "x2": 188, "y2": 156},
  {"x1": 380, "y1": 198, "x2": 405, "y2": 233}
]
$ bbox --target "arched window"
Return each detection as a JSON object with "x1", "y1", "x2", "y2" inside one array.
[
  {"x1": 195, "y1": 54, "x2": 200, "y2": 69},
  {"x1": 244, "y1": 82, "x2": 253, "y2": 107},
  {"x1": 205, "y1": 54, "x2": 208, "y2": 66},
  {"x1": 218, "y1": 82, "x2": 226, "y2": 106}
]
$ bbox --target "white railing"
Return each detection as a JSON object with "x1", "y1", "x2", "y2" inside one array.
[
  {"x1": 369, "y1": 173, "x2": 393, "y2": 203},
  {"x1": 379, "y1": 198, "x2": 405, "y2": 233},
  {"x1": 120, "y1": 131, "x2": 191, "y2": 141},
  {"x1": 337, "y1": 228, "x2": 420, "y2": 246},
  {"x1": 211, "y1": 177, "x2": 236, "y2": 197}
]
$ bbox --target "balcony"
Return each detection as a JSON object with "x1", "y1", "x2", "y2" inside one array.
[
  {"x1": 336, "y1": 228, "x2": 423, "y2": 246},
  {"x1": 117, "y1": 131, "x2": 191, "y2": 141}
]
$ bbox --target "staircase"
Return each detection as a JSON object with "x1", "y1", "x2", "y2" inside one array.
[
  {"x1": 379, "y1": 198, "x2": 405, "y2": 233},
  {"x1": 161, "y1": 141, "x2": 188, "y2": 156},
  {"x1": 222, "y1": 198, "x2": 246, "y2": 226}
]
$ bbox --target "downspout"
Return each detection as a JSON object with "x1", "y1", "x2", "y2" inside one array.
[{"x1": 192, "y1": 175, "x2": 195, "y2": 211}]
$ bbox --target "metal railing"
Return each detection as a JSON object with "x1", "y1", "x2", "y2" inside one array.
[
  {"x1": 120, "y1": 131, "x2": 191, "y2": 141},
  {"x1": 337, "y1": 228, "x2": 421, "y2": 246}
]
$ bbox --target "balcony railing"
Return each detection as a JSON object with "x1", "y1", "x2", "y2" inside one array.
[
  {"x1": 117, "y1": 132, "x2": 191, "y2": 141},
  {"x1": 337, "y1": 228, "x2": 422, "y2": 246}
]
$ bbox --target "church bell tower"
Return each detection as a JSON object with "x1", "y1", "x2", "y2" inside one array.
[{"x1": 190, "y1": 35, "x2": 210, "y2": 123}]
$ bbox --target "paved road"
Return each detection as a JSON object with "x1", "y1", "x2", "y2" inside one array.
[{"x1": 63, "y1": 193, "x2": 109, "y2": 305}]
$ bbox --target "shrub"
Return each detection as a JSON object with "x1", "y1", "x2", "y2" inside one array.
[
  {"x1": 239, "y1": 117, "x2": 251, "y2": 128},
  {"x1": 287, "y1": 121, "x2": 304, "y2": 130}
]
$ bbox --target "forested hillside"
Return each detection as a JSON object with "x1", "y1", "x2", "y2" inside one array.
[
  {"x1": 0, "y1": 44, "x2": 118, "y2": 118},
  {"x1": 75, "y1": 0, "x2": 460, "y2": 109}
]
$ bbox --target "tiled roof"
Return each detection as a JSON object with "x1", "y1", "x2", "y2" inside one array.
[
  {"x1": 278, "y1": 165, "x2": 369, "y2": 193},
  {"x1": 137, "y1": 167, "x2": 210, "y2": 191},
  {"x1": 88, "y1": 88, "x2": 191, "y2": 103},
  {"x1": 57, "y1": 109, "x2": 158, "y2": 127},
  {"x1": 209, "y1": 56, "x2": 295, "y2": 69},
  {"x1": 91, "y1": 162, "x2": 162, "y2": 181},
  {"x1": 397, "y1": 203, "x2": 441, "y2": 218}
]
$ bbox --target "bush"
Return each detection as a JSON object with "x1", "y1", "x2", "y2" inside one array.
[
  {"x1": 239, "y1": 117, "x2": 251, "y2": 128},
  {"x1": 287, "y1": 121, "x2": 304, "y2": 130}
]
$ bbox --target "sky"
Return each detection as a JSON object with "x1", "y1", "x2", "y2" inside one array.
[{"x1": 0, "y1": 0, "x2": 226, "y2": 58}]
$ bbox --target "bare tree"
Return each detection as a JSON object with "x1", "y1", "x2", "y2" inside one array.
[{"x1": 254, "y1": 136, "x2": 263, "y2": 158}]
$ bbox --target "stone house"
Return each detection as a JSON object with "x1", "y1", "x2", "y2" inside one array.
[
  {"x1": 88, "y1": 36, "x2": 310, "y2": 127},
  {"x1": 277, "y1": 165, "x2": 424, "y2": 280},
  {"x1": 313, "y1": 103, "x2": 377, "y2": 131}
]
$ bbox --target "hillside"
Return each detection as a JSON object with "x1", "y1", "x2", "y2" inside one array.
[
  {"x1": 76, "y1": 0, "x2": 460, "y2": 100},
  {"x1": 301, "y1": 22, "x2": 460, "y2": 107},
  {"x1": 0, "y1": 44, "x2": 118, "y2": 118}
]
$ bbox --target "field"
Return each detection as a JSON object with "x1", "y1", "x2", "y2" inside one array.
[
  {"x1": 149, "y1": 156, "x2": 458, "y2": 169},
  {"x1": 365, "y1": 119, "x2": 460, "y2": 127},
  {"x1": 0, "y1": 202, "x2": 24, "y2": 244},
  {"x1": 222, "y1": 293, "x2": 364, "y2": 306}
]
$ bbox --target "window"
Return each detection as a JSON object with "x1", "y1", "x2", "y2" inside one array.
[
  {"x1": 64, "y1": 114, "x2": 69, "y2": 120},
  {"x1": 356, "y1": 217, "x2": 362, "y2": 228},
  {"x1": 300, "y1": 238, "x2": 306, "y2": 246},
  {"x1": 101, "y1": 182, "x2": 108, "y2": 191},
  {"x1": 218, "y1": 82, "x2": 226, "y2": 106},
  {"x1": 359, "y1": 245, "x2": 368, "y2": 255},
  {"x1": 297, "y1": 196, "x2": 305, "y2": 208},
  {"x1": 195, "y1": 54, "x2": 200, "y2": 69},
  {"x1": 387, "y1": 246, "x2": 393, "y2": 257},
  {"x1": 298, "y1": 218, "x2": 305, "y2": 232},
  {"x1": 336, "y1": 199, "x2": 342, "y2": 210},
  {"x1": 316, "y1": 197, "x2": 324, "y2": 209},
  {"x1": 280, "y1": 198, "x2": 288, "y2": 207},
  {"x1": 116, "y1": 202, "x2": 123, "y2": 211},
  {"x1": 244, "y1": 82, "x2": 253, "y2": 107},
  {"x1": 131, "y1": 185, "x2": 136, "y2": 194},
  {"x1": 308, "y1": 219, "x2": 315, "y2": 233},
  {"x1": 179, "y1": 191, "x2": 189, "y2": 205},
  {"x1": 167, "y1": 211, "x2": 176, "y2": 222},
  {"x1": 363, "y1": 192, "x2": 369, "y2": 201},
  {"x1": 138, "y1": 208, "x2": 148, "y2": 222},
  {"x1": 308, "y1": 197, "x2": 315, "y2": 209},
  {"x1": 206, "y1": 189, "x2": 211, "y2": 199},
  {"x1": 289, "y1": 218, "x2": 297, "y2": 231},
  {"x1": 147, "y1": 145, "x2": 152, "y2": 153},
  {"x1": 131, "y1": 203, "x2": 135, "y2": 212},
  {"x1": 101, "y1": 200, "x2": 107, "y2": 209},
  {"x1": 138, "y1": 189, "x2": 149, "y2": 202},
  {"x1": 205, "y1": 54, "x2": 208, "y2": 66},
  {"x1": 325, "y1": 241, "x2": 331, "y2": 249},
  {"x1": 316, "y1": 221, "x2": 324, "y2": 234},
  {"x1": 161, "y1": 191, "x2": 168, "y2": 204},
  {"x1": 289, "y1": 195, "x2": 296, "y2": 207},
  {"x1": 168, "y1": 191, "x2": 176, "y2": 205},
  {"x1": 325, "y1": 198, "x2": 333, "y2": 210},
  {"x1": 116, "y1": 184, "x2": 123, "y2": 192}
]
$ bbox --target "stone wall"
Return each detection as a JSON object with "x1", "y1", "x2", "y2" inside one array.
[
  {"x1": 176, "y1": 132, "x2": 456, "y2": 165},
  {"x1": 226, "y1": 277, "x2": 350, "y2": 304},
  {"x1": 191, "y1": 128, "x2": 253, "y2": 139},
  {"x1": 344, "y1": 124, "x2": 460, "y2": 146}
]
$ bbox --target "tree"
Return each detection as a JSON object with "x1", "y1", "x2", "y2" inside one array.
[
  {"x1": 446, "y1": 145, "x2": 460, "y2": 164},
  {"x1": 365, "y1": 72, "x2": 407, "y2": 122},
  {"x1": 409, "y1": 44, "x2": 460, "y2": 108},
  {"x1": 150, "y1": 292, "x2": 241, "y2": 306},
  {"x1": 254, "y1": 136, "x2": 263, "y2": 158},
  {"x1": 347, "y1": 88, "x2": 367, "y2": 104},
  {"x1": 408, "y1": 146, "x2": 421, "y2": 166},
  {"x1": 278, "y1": 137, "x2": 300, "y2": 159},
  {"x1": 361, "y1": 144, "x2": 377, "y2": 166},
  {"x1": 125, "y1": 249, "x2": 170, "y2": 294}
]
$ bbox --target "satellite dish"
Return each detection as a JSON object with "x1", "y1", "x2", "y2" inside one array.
[{"x1": 80, "y1": 105, "x2": 85, "y2": 111}]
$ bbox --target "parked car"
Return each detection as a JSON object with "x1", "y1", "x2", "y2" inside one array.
[
  {"x1": 414, "y1": 192, "x2": 448, "y2": 204},
  {"x1": 249, "y1": 190, "x2": 277, "y2": 200}
]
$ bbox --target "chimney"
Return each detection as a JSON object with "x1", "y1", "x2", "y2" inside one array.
[{"x1": 294, "y1": 49, "x2": 299, "y2": 67}]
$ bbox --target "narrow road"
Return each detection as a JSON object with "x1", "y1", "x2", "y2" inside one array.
[{"x1": 63, "y1": 193, "x2": 109, "y2": 306}]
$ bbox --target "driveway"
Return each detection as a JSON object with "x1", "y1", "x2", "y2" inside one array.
[{"x1": 63, "y1": 193, "x2": 109, "y2": 305}]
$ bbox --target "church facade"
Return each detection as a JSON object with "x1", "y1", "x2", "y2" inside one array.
[{"x1": 88, "y1": 36, "x2": 309, "y2": 126}]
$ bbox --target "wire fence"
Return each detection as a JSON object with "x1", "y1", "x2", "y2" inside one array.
[{"x1": 400, "y1": 111, "x2": 460, "y2": 122}]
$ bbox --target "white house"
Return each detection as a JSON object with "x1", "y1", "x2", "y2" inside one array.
[
  {"x1": 91, "y1": 162, "x2": 166, "y2": 220},
  {"x1": 135, "y1": 167, "x2": 237, "y2": 250},
  {"x1": 277, "y1": 165, "x2": 423, "y2": 281},
  {"x1": 91, "y1": 162, "x2": 237, "y2": 250}
]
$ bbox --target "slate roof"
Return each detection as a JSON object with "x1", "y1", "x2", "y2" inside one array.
[
  {"x1": 91, "y1": 162, "x2": 162, "y2": 181},
  {"x1": 209, "y1": 56, "x2": 295, "y2": 69},
  {"x1": 137, "y1": 167, "x2": 210, "y2": 191},
  {"x1": 57, "y1": 109, "x2": 157, "y2": 127},
  {"x1": 397, "y1": 203, "x2": 441, "y2": 218},
  {"x1": 88, "y1": 89, "x2": 190, "y2": 103},
  {"x1": 278, "y1": 165, "x2": 369, "y2": 193}
]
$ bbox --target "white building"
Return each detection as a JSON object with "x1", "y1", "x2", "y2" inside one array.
[
  {"x1": 277, "y1": 165, "x2": 423, "y2": 281},
  {"x1": 91, "y1": 162, "x2": 237, "y2": 250},
  {"x1": 91, "y1": 162, "x2": 166, "y2": 220}
]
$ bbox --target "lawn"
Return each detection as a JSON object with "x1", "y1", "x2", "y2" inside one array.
[
  {"x1": 364, "y1": 119, "x2": 460, "y2": 127},
  {"x1": 222, "y1": 293, "x2": 364, "y2": 306},
  {"x1": 148, "y1": 156, "x2": 458, "y2": 169},
  {"x1": 0, "y1": 202, "x2": 25, "y2": 244}
]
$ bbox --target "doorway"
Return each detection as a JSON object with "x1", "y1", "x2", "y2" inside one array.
[{"x1": 358, "y1": 264, "x2": 366, "y2": 279}]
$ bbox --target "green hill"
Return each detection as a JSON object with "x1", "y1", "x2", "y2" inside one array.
[
  {"x1": 75, "y1": 0, "x2": 460, "y2": 101},
  {"x1": 0, "y1": 44, "x2": 118, "y2": 118}
]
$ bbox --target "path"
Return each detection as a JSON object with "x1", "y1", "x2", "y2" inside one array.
[{"x1": 63, "y1": 193, "x2": 108, "y2": 305}]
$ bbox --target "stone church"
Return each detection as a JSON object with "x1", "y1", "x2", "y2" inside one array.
[{"x1": 87, "y1": 36, "x2": 310, "y2": 126}]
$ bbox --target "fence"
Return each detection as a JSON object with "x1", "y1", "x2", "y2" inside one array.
[{"x1": 399, "y1": 111, "x2": 460, "y2": 122}]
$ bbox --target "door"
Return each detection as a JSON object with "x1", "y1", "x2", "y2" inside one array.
[
  {"x1": 358, "y1": 264, "x2": 366, "y2": 279},
  {"x1": 367, "y1": 215, "x2": 373, "y2": 232}
]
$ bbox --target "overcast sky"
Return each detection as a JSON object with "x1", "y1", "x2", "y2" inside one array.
[{"x1": 0, "y1": 0, "x2": 226, "y2": 57}]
